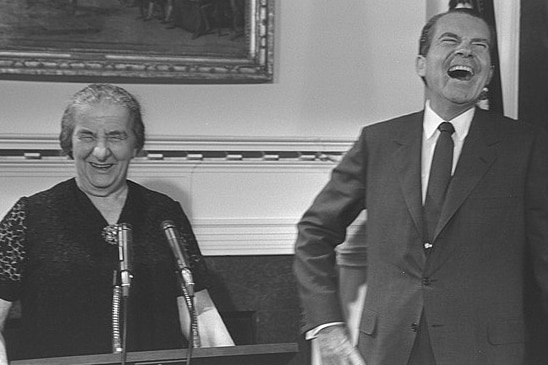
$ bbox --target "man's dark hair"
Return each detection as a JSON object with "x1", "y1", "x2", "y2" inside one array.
[{"x1": 418, "y1": 8, "x2": 494, "y2": 57}]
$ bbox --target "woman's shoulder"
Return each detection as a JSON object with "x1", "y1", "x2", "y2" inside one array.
[
  {"x1": 24, "y1": 178, "x2": 76, "y2": 205},
  {"x1": 125, "y1": 181, "x2": 189, "y2": 228},
  {"x1": 126, "y1": 180, "x2": 179, "y2": 207}
]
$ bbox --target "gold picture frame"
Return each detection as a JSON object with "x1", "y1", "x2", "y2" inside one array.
[{"x1": 0, "y1": 0, "x2": 274, "y2": 84}]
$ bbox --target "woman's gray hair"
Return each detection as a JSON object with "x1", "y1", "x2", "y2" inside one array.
[{"x1": 59, "y1": 83, "x2": 145, "y2": 158}]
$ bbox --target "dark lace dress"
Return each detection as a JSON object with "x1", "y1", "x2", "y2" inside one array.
[{"x1": 0, "y1": 178, "x2": 210, "y2": 360}]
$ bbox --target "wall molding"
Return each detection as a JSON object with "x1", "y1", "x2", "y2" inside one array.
[
  {"x1": 194, "y1": 217, "x2": 366, "y2": 256},
  {"x1": 0, "y1": 133, "x2": 354, "y2": 155},
  {"x1": 0, "y1": 140, "x2": 367, "y2": 256}
]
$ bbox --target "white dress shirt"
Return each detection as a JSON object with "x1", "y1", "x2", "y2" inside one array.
[{"x1": 421, "y1": 101, "x2": 474, "y2": 204}]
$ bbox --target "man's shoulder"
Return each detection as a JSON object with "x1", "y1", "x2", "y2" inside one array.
[
  {"x1": 365, "y1": 110, "x2": 423, "y2": 130},
  {"x1": 476, "y1": 108, "x2": 544, "y2": 137},
  {"x1": 358, "y1": 111, "x2": 424, "y2": 139}
]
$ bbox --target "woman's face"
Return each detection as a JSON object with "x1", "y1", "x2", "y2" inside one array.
[{"x1": 72, "y1": 102, "x2": 138, "y2": 197}]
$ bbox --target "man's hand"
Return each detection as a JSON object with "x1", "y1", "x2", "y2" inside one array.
[{"x1": 316, "y1": 324, "x2": 366, "y2": 365}]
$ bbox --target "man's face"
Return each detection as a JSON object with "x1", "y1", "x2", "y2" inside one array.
[
  {"x1": 72, "y1": 103, "x2": 138, "y2": 197},
  {"x1": 416, "y1": 13, "x2": 493, "y2": 116}
]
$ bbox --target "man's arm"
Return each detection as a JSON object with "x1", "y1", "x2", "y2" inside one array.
[
  {"x1": 177, "y1": 289, "x2": 234, "y2": 347},
  {"x1": 0, "y1": 299, "x2": 12, "y2": 365},
  {"x1": 293, "y1": 130, "x2": 368, "y2": 365},
  {"x1": 294, "y1": 129, "x2": 367, "y2": 331}
]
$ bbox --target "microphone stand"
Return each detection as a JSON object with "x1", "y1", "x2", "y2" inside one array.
[
  {"x1": 105, "y1": 223, "x2": 133, "y2": 365},
  {"x1": 112, "y1": 272, "x2": 130, "y2": 365},
  {"x1": 161, "y1": 220, "x2": 201, "y2": 363},
  {"x1": 177, "y1": 268, "x2": 200, "y2": 365},
  {"x1": 112, "y1": 272, "x2": 123, "y2": 354}
]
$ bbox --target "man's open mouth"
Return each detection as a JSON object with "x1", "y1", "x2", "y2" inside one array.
[{"x1": 447, "y1": 65, "x2": 474, "y2": 81}]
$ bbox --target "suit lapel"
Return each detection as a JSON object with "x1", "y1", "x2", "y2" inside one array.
[
  {"x1": 392, "y1": 112, "x2": 424, "y2": 239},
  {"x1": 429, "y1": 110, "x2": 499, "y2": 266}
]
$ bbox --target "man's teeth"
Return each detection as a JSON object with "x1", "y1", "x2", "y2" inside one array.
[
  {"x1": 449, "y1": 65, "x2": 474, "y2": 73},
  {"x1": 90, "y1": 163, "x2": 113, "y2": 169},
  {"x1": 448, "y1": 65, "x2": 474, "y2": 79}
]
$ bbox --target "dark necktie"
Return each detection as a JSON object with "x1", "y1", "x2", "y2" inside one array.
[{"x1": 423, "y1": 122, "x2": 455, "y2": 244}]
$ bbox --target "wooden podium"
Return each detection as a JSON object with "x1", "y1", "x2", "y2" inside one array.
[{"x1": 11, "y1": 343, "x2": 298, "y2": 365}]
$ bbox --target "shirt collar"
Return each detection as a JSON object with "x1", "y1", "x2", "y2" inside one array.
[{"x1": 423, "y1": 100, "x2": 475, "y2": 141}]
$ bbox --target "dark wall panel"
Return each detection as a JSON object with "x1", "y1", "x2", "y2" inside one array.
[
  {"x1": 519, "y1": 0, "x2": 548, "y2": 128},
  {"x1": 205, "y1": 255, "x2": 301, "y2": 345}
]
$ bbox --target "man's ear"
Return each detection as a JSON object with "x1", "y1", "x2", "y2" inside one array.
[
  {"x1": 416, "y1": 55, "x2": 426, "y2": 77},
  {"x1": 486, "y1": 64, "x2": 494, "y2": 86}
]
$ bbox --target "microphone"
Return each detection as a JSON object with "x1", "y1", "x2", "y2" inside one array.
[
  {"x1": 116, "y1": 223, "x2": 133, "y2": 298},
  {"x1": 161, "y1": 220, "x2": 195, "y2": 297}
]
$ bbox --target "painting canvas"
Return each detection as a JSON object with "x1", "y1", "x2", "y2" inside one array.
[{"x1": 0, "y1": 0, "x2": 273, "y2": 83}]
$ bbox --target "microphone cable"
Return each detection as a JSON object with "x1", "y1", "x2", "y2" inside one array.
[
  {"x1": 180, "y1": 282, "x2": 199, "y2": 365},
  {"x1": 121, "y1": 295, "x2": 129, "y2": 365},
  {"x1": 112, "y1": 270, "x2": 130, "y2": 365},
  {"x1": 104, "y1": 223, "x2": 133, "y2": 365}
]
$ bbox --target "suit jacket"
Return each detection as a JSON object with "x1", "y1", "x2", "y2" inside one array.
[{"x1": 294, "y1": 109, "x2": 548, "y2": 365}]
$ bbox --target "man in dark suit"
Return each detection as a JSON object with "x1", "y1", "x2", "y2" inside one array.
[{"x1": 294, "y1": 8, "x2": 548, "y2": 365}]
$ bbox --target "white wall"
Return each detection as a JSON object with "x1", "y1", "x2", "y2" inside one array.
[
  {"x1": 0, "y1": 1, "x2": 427, "y2": 255},
  {"x1": 0, "y1": 1, "x2": 425, "y2": 140},
  {"x1": 0, "y1": 158, "x2": 337, "y2": 255}
]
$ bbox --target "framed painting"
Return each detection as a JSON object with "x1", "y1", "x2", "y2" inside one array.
[{"x1": 0, "y1": 0, "x2": 274, "y2": 83}]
